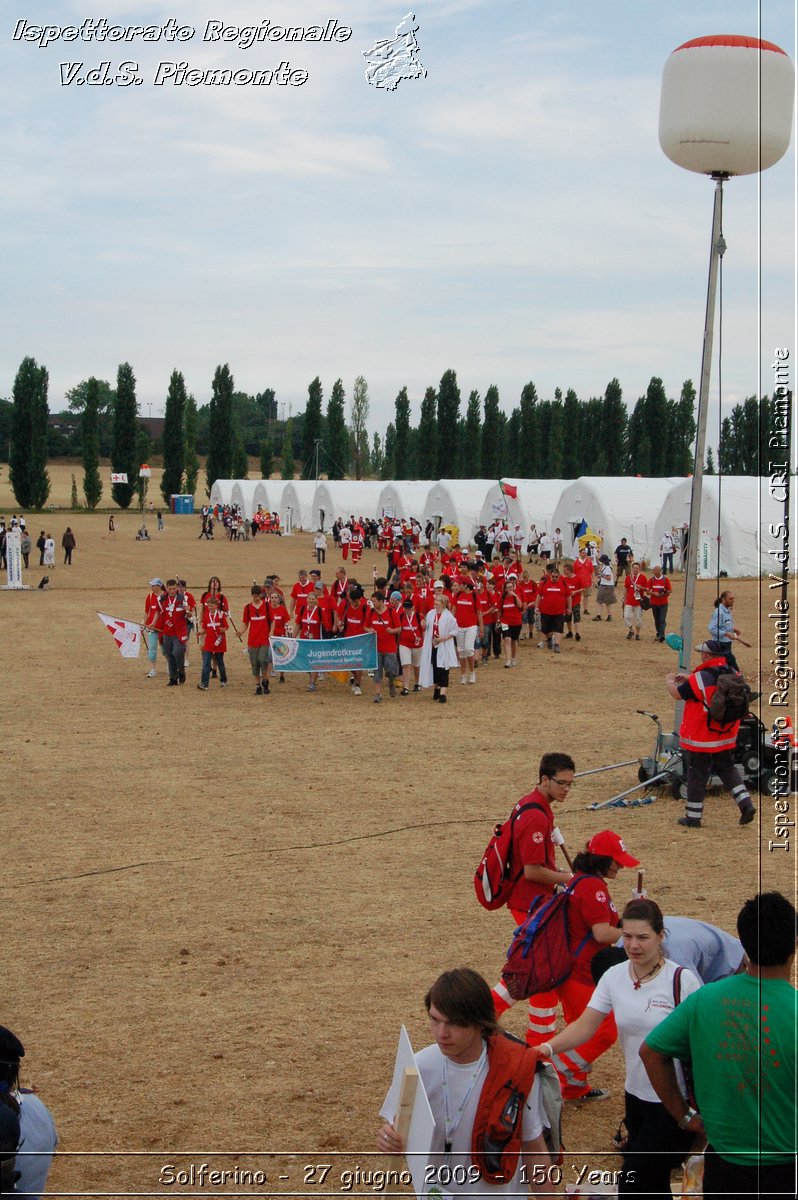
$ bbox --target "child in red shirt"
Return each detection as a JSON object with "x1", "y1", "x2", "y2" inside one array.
[{"x1": 198, "y1": 596, "x2": 229, "y2": 689}]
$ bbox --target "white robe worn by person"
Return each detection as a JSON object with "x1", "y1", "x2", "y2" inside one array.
[{"x1": 419, "y1": 606, "x2": 459, "y2": 689}]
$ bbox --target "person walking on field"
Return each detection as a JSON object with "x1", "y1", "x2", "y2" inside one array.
[
  {"x1": 707, "y1": 589, "x2": 749, "y2": 670},
  {"x1": 61, "y1": 527, "x2": 77, "y2": 565},
  {"x1": 665, "y1": 639, "x2": 756, "y2": 829},
  {"x1": 646, "y1": 562, "x2": 671, "y2": 642}
]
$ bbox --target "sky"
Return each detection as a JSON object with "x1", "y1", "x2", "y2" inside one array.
[{"x1": 1, "y1": 0, "x2": 795, "y2": 445}]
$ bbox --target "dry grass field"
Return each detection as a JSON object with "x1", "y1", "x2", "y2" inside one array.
[{"x1": 1, "y1": 464, "x2": 793, "y2": 1197}]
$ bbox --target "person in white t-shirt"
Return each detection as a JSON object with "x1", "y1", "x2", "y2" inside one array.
[
  {"x1": 378, "y1": 969, "x2": 553, "y2": 1197},
  {"x1": 542, "y1": 900, "x2": 701, "y2": 1199}
]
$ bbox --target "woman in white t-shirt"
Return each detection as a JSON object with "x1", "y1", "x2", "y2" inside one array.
[
  {"x1": 540, "y1": 899, "x2": 701, "y2": 1199},
  {"x1": 593, "y1": 554, "x2": 617, "y2": 622}
]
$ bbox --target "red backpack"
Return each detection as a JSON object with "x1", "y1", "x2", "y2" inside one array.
[
  {"x1": 501, "y1": 876, "x2": 593, "y2": 999},
  {"x1": 471, "y1": 1030, "x2": 538, "y2": 1185},
  {"x1": 474, "y1": 801, "x2": 544, "y2": 910}
]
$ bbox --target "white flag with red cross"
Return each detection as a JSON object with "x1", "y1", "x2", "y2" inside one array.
[{"x1": 97, "y1": 612, "x2": 142, "y2": 658}]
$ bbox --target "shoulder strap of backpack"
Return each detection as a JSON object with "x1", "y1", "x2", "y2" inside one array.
[
  {"x1": 672, "y1": 965, "x2": 683, "y2": 1006},
  {"x1": 510, "y1": 800, "x2": 545, "y2": 827}
]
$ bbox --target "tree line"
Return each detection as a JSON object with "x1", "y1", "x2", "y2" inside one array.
[{"x1": 2, "y1": 356, "x2": 784, "y2": 510}]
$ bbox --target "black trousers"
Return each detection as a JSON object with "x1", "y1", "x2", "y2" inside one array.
[
  {"x1": 704, "y1": 1144, "x2": 796, "y2": 1198},
  {"x1": 618, "y1": 1092, "x2": 692, "y2": 1199}
]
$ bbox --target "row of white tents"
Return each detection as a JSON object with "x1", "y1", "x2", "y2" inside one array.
[{"x1": 208, "y1": 475, "x2": 788, "y2": 578}]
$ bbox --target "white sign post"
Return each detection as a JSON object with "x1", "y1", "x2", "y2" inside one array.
[{"x1": 2, "y1": 529, "x2": 28, "y2": 590}]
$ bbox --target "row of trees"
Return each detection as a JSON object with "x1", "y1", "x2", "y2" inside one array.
[
  {"x1": 4, "y1": 356, "x2": 785, "y2": 508},
  {"x1": 290, "y1": 372, "x2": 698, "y2": 482},
  {"x1": 8, "y1": 357, "x2": 202, "y2": 509}
]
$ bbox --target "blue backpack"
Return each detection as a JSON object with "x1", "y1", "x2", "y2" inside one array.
[{"x1": 501, "y1": 876, "x2": 593, "y2": 999}]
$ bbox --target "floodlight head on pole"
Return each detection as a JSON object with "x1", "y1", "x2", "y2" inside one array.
[
  {"x1": 658, "y1": 33, "x2": 794, "y2": 728},
  {"x1": 659, "y1": 34, "x2": 794, "y2": 176}
]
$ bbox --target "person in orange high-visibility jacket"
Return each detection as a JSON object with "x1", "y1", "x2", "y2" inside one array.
[{"x1": 665, "y1": 639, "x2": 755, "y2": 830}]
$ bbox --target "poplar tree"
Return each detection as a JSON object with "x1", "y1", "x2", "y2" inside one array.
[
  {"x1": 10, "y1": 356, "x2": 50, "y2": 509},
  {"x1": 260, "y1": 436, "x2": 273, "y2": 480},
  {"x1": 281, "y1": 419, "x2": 295, "y2": 479},
  {"x1": 481, "y1": 386, "x2": 502, "y2": 479},
  {"x1": 183, "y1": 394, "x2": 200, "y2": 498},
  {"x1": 82, "y1": 377, "x2": 103, "y2": 509},
  {"x1": 518, "y1": 382, "x2": 539, "y2": 477},
  {"x1": 205, "y1": 364, "x2": 235, "y2": 491},
  {"x1": 602, "y1": 379, "x2": 627, "y2": 474},
  {"x1": 393, "y1": 386, "x2": 411, "y2": 479},
  {"x1": 382, "y1": 422, "x2": 396, "y2": 480},
  {"x1": 417, "y1": 387, "x2": 438, "y2": 478},
  {"x1": 561, "y1": 389, "x2": 581, "y2": 477},
  {"x1": 326, "y1": 379, "x2": 349, "y2": 479},
  {"x1": 461, "y1": 390, "x2": 482, "y2": 476},
  {"x1": 111, "y1": 362, "x2": 138, "y2": 508},
  {"x1": 349, "y1": 376, "x2": 370, "y2": 479},
  {"x1": 303, "y1": 377, "x2": 324, "y2": 464},
  {"x1": 436, "y1": 369, "x2": 460, "y2": 477},
  {"x1": 161, "y1": 369, "x2": 186, "y2": 503}
]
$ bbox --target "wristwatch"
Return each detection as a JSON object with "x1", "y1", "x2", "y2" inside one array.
[{"x1": 678, "y1": 1107, "x2": 698, "y2": 1129}]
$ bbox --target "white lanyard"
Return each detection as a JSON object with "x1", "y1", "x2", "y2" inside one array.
[{"x1": 441, "y1": 1046, "x2": 487, "y2": 1152}]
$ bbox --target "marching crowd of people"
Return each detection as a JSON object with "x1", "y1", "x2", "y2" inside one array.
[{"x1": 140, "y1": 529, "x2": 696, "y2": 709}]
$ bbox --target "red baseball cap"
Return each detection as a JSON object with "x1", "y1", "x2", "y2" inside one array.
[{"x1": 587, "y1": 830, "x2": 640, "y2": 867}]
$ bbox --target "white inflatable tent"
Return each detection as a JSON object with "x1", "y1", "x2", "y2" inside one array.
[
  {"x1": 230, "y1": 480, "x2": 269, "y2": 521},
  {"x1": 280, "y1": 481, "x2": 318, "y2": 533},
  {"x1": 550, "y1": 477, "x2": 683, "y2": 561},
  {"x1": 209, "y1": 480, "x2": 235, "y2": 511},
  {"x1": 377, "y1": 481, "x2": 437, "y2": 523},
  {"x1": 654, "y1": 475, "x2": 789, "y2": 578},
  {"x1": 422, "y1": 480, "x2": 493, "y2": 546},
  {"x1": 478, "y1": 479, "x2": 570, "y2": 539},
  {"x1": 313, "y1": 481, "x2": 385, "y2": 532}
]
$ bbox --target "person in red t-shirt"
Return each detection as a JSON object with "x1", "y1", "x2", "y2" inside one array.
[
  {"x1": 290, "y1": 569, "x2": 315, "y2": 622},
  {"x1": 573, "y1": 548, "x2": 595, "y2": 615},
  {"x1": 532, "y1": 830, "x2": 641, "y2": 1100},
  {"x1": 365, "y1": 590, "x2": 401, "y2": 702},
  {"x1": 397, "y1": 593, "x2": 424, "y2": 694},
  {"x1": 143, "y1": 578, "x2": 164, "y2": 678},
  {"x1": 623, "y1": 561, "x2": 649, "y2": 642},
  {"x1": 337, "y1": 584, "x2": 368, "y2": 695},
  {"x1": 267, "y1": 588, "x2": 290, "y2": 684},
  {"x1": 499, "y1": 576, "x2": 524, "y2": 667},
  {"x1": 350, "y1": 525, "x2": 364, "y2": 565},
  {"x1": 561, "y1": 561, "x2": 583, "y2": 642},
  {"x1": 242, "y1": 585, "x2": 272, "y2": 695},
  {"x1": 476, "y1": 578, "x2": 500, "y2": 664},
  {"x1": 535, "y1": 563, "x2": 571, "y2": 653},
  {"x1": 147, "y1": 579, "x2": 189, "y2": 686},
  {"x1": 645, "y1": 563, "x2": 671, "y2": 642},
  {"x1": 300, "y1": 591, "x2": 323, "y2": 691},
  {"x1": 198, "y1": 595, "x2": 229, "y2": 689},
  {"x1": 452, "y1": 579, "x2": 483, "y2": 685},
  {"x1": 518, "y1": 572, "x2": 538, "y2": 641}
]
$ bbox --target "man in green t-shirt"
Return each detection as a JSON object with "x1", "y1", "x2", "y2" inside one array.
[{"x1": 640, "y1": 891, "x2": 797, "y2": 1198}]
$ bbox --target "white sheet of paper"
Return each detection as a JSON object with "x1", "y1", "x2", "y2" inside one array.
[{"x1": 380, "y1": 1025, "x2": 436, "y2": 1198}]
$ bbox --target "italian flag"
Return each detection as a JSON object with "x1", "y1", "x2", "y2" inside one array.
[{"x1": 499, "y1": 480, "x2": 518, "y2": 499}]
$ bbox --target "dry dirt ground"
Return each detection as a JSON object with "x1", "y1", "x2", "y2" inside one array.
[{"x1": 1, "y1": 466, "x2": 794, "y2": 1197}]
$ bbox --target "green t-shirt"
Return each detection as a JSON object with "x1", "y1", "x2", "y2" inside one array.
[{"x1": 645, "y1": 974, "x2": 796, "y2": 1166}]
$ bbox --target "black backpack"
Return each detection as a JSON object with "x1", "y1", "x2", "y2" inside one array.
[{"x1": 697, "y1": 665, "x2": 751, "y2": 730}]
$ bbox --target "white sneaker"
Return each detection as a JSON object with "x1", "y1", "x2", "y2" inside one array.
[
  {"x1": 184, "y1": 659, "x2": 190, "y2": 669},
  {"x1": 146, "y1": 669, "x2": 157, "y2": 678},
  {"x1": 461, "y1": 675, "x2": 468, "y2": 684},
  {"x1": 468, "y1": 672, "x2": 476, "y2": 683},
  {"x1": 353, "y1": 686, "x2": 362, "y2": 695}
]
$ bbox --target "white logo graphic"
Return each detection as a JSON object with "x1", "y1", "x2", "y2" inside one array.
[
  {"x1": 363, "y1": 12, "x2": 427, "y2": 91},
  {"x1": 270, "y1": 637, "x2": 300, "y2": 666},
  {"x1": 532, "y1": 832, "x2": 544, "y2": 844}
]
